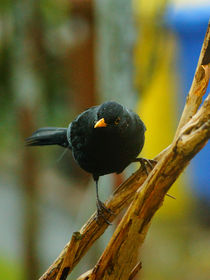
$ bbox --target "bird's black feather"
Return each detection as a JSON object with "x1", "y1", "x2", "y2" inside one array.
[{"x1": 69, "y1": 102, "x2": 146, "y2": 177}]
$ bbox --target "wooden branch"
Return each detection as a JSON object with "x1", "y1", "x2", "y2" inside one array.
[
  {"x1": 39, "y1": 22, "x2": 210, "y2": 280},
  {"x1": 175, "y1": 23, "x2": 210, "y2": 138},
  {"x1": 156, "y1": 23, "x2": 210, "y2": 161},
  {"x1": 128, "y1": 261, "x2": 142, "y2": 280},
  {"x1": 77, "y1": 93, "x2": 210, "y2": 280}
]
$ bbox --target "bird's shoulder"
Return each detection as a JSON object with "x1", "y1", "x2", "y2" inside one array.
[
  {"x1": 73, "y1": 106, "x2": 97, "y2": 128},
  {"x1": 126, "y1": 109, "x2": 146, "y2": 133},
  {"x1": 69, "y1": 106, "x2": 98, "y2": 149}
]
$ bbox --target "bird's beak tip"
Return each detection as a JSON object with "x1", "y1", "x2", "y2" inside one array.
[{"x1": 94, "y1": 118, "x2": 107, "y2": 128}]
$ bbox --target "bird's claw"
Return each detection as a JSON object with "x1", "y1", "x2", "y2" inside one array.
[
  {"x1": 96, "y1": 200, "x2": 114, "y2": 225},
  {"x1": 134, "y1": 157, "x2": 157, "y2": 175}
]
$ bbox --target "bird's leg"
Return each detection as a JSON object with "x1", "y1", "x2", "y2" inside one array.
[
  {"x1": 133, "y1": 157, "x2": 157, "y2": 175},
  {"x1": 95, "y1": 178, "x2": 113, "y2": 225}
]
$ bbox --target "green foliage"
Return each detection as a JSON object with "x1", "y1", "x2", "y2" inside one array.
[
  {"x1": 40, "y1": 0, "x2": 70, "y2": 26},
  {"x1": 0, "y1": 256, "x2": 24, "y2": 280}
]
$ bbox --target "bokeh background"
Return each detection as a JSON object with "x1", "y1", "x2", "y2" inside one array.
[{"x1": 0, "y1": 0, "x2": 210, "y2": 279}]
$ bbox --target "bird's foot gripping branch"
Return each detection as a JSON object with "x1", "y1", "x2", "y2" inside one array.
[{"x1": 38, "y1": 22, "x2": 210, "y2": 280}]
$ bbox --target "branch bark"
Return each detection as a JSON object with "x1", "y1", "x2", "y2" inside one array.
[{"x1": 39, "y1": 22, "x2": 210, "y2": 280}]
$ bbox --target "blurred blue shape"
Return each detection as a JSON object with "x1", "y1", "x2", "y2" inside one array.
[{"x1": 165, "y1": 4, "x2": 210, "y2": 200}]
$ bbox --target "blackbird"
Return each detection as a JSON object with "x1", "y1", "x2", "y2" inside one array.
[{"x1": 26, "y1": 101, "x2": 153, "y2": 224}]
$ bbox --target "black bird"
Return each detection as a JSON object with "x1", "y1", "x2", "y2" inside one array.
[{"x1": 26, "y1": 101, "x2": 153, "y2": 223}]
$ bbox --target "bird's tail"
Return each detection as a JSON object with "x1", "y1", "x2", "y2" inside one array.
[{"x1": 25, "y1": 127, "x2": 71, "y2": 148}]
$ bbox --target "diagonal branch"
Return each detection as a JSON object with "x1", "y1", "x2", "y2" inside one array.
[
  {"x1": 175, "y1": 22, "x2": 210, "y2": 137},
  {"x1": 39, "y1": 22, "x2": 210, "y2": 280}
]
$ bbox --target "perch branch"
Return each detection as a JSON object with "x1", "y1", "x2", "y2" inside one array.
[
  {"x1": 39, "y1": 22, "x2": 210, "y2": 280},
  {"x1": 175, "y1": 22, "x2": 210, "y2": 137}
]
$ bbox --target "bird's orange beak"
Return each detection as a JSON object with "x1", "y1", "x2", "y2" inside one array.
[{"x1": 94, "y1": 118, "x2": 107, "y2": 128}]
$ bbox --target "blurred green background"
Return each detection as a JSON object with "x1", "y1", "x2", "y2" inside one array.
[{"x1": 0, "y1": 0, "x2": 210, "y2": 279}]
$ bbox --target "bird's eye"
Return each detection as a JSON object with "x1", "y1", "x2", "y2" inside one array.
[{"x1": 114, "y1": 117, "x2": 120, "y2": 125}]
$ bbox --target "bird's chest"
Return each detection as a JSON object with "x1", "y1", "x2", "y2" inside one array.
[
  {"x1": 91, "y1": 130, "x2": 125, "y2": 157},
  {"x1": 74, "y1": 129, "x2": 125, "y2": 158},
  {"x1": 71, "y1": 128, "x2": 132, "y2": 174}
]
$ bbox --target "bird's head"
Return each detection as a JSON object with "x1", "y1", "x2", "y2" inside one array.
[{"x1": 94, "y1": 101, "x2": 126, "y2": 129}]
